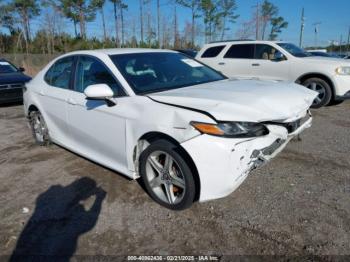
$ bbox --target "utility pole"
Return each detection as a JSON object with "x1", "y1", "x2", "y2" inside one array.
[
  {"x1": 299, "y1": 8, "x2": 305, "y2": 47},
  {"x1": 347, "y1": 26, "x2": 350, "y2": 53},
  {"x1": 157, "y1": 0, "x2": 160, "y2": 48},
  {"x1": 255, "y1": 2, "x2": 260, "y2": 40},
  {"x1": 340, "y1": 34, "x2": 343, "y2": 54},
  {"x1": 312, "y1": 22, "x2": 321, "y2": 47},
  {"x1": 140, "y1": 0, "x2": 144, "y2": 44}
]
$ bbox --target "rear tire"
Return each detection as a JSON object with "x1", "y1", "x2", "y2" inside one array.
[
  {"x1": 302, "y1": 77, "x2": 332, "y2": 108},
  {"x1": 139, "y1": 139, "x2": 196, "y2": 210},
  {"x1": 29, "y1": 110, "x2": 50, "y2": 146}
]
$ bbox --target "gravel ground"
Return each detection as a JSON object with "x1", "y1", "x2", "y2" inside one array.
[{"x1": 0, "y1": 102, "x2": 349, "y2": 260}]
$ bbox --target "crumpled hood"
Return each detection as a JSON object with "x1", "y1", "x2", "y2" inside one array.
[{"x1": 149, "y1": 79, "x2": 318, "y2": 122}]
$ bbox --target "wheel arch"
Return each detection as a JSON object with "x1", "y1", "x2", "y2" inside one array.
[
  {"x1": 296, "y1": 73, "x2": 335, "y2": 99},
  {"x1": 135, "y1": 131, "x2": 201, "y2": 202},
  {"x1": 26, "y1": 104, "x2": 40, "y2": 118},
  {"x1": 28, "y1": 104, "x2": 39, "y2": 113}
]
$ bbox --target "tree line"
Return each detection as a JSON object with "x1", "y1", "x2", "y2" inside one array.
[{"x1": 0, "y1": 0, "x2": 289, "y2": 54}]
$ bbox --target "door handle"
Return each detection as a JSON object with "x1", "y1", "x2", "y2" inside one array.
[
  {"x1": 218, "y1": 62, "x2": 225, "y2": 65},
  {"x1": 67, "y1": 98, "x2": 77, "y2": 105},
  {"x1": 252, "y1": 63, "x2": 260, "y2": 66},
  {"x1": 39, "y1": 90, "x2": 45, "y2": 96}
]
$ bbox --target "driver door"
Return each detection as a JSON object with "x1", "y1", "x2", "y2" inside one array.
[
  {"x1": 250, "y1": 44, "x2": 290, "y2": 81},
  {"x1": 66, "y1": 55, "x2": 129, "y2": 173}
]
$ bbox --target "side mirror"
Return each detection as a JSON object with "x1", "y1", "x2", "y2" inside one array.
[
  {"x1": 84, "y1": 84, "x2": 114, "y2": 100},
  {"x1": 19, "y1": 67, "x2": 25, "y2": 72},
  {"x1": 271, "y1": 51, "x2": 285, "y2": 62}
]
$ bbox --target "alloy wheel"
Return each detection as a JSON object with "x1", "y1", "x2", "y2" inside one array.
[
  {"x1": 145, "y1": 150, "x2": 186, "y2": 205},
  {"x1": 31, "y1": 113, "x2": 46, "y2": 143},
  {"x1": 307, "y1": 82, "x2": 326, "y2": 106}
]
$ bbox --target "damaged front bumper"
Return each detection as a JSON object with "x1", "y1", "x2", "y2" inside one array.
[{"x1": 181, "y1": 114, "x2": 312, "y2": 202}]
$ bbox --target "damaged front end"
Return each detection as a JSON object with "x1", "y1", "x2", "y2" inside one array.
[
  {"x1": 247, "y1": 111, "x2": 313, "y2": 173},
  {"x1": 181, "y1": 111, "x2": 313, "y2": 202}
]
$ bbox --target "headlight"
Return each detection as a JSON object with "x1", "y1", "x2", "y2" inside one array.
[
  {"x1": 335, "y1": 66, "x2": 350, "y2": 75},
  {"x1": 190, "y1": 121, "x2": 269, "y2": 138}
]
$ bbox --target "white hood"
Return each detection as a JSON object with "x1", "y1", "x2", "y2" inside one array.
[
  {"x1": 302, "y1": 56, "x2": 350, "y2": 65},
  {"x1": 149, "y1": 79, "x2": 318, "y2": 122}
]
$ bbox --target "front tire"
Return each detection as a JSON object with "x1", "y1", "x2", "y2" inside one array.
[
  {"x1": 139, "y1": 139, "x2": 196, "y2": 210},
  {"x1": 29, "y1": 110, "x2": 50, "y2": 146},
  {"x1": 302, "y1": 78, "x2": 332, "y2": 108}
]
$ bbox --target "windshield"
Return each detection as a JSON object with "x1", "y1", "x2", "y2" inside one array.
[
  {"x1": 0, "y1": 61, "x2": 18, "y2": 74},
  {"x1": 110, "y1": 52, "x2": 225, "y2": 95},
  {"x1": 277, "y1": 43, "x2": 311, "y2": 58}
]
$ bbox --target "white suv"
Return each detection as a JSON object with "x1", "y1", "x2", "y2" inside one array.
[{"x1": 196, "y1": 40, "x2": 350, "y2": 108}]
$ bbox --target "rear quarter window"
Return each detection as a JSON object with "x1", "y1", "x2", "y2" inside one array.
[{"x1": 201, "y1": 45, "x2": 226, "y2": 58}]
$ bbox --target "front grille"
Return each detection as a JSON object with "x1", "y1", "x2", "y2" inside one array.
[
  {"x1": 264, "y1": 112, "x2": 311, "y2": 134},
  {"x1": 0, "y1": 83, "x2": 24, "y2": 89}
]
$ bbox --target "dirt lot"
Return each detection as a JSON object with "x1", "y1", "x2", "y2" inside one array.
[{"x1": 0, "y1": 102, "x2": 349, "y2": 260}]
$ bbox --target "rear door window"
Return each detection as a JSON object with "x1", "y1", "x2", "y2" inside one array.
[
  {"x1": 224, "y1": 44, "x2": 255, "y2": 59},
  {"x1": 44, "y1": 56, "x2": 74, "y2": 89},
  {"x1": 201, "y1": 45, "x2": 226, "y2": 58}
]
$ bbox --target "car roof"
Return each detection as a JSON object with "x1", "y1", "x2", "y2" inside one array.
[
  {"x1": 65, "y1": 48, "x2": 178, "y2": 56},
  {"x1": 203, "y1": 40, "x2": 286, "y2": 47}
]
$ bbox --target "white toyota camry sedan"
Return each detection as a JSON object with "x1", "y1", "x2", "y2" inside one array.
[{"x1": 23, "y1": 49, "x2": 317, "y2": 210}]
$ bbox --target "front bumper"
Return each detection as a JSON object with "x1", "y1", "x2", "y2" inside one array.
[
  {"x1": 332, "y1": 75, "x2": 350, "y2": 97},
  {"x1": 0, "y1": 87, "x2": 23, "y2": 104},
  {"x1": 181, "y1": 116, "x2": 312, "y2": 202}
]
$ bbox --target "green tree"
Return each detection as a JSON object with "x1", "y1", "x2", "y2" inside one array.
[
  {"x1": 0, "y1": 2, "x2": 15, "y2": 33},
  {"x1": 218, "y1": 0, "x2": 239, "y2": 40},
  {"x1": 59, "y1": 0, "x2": 97, "y2": 39},
  {"x1": 9, "y1": 0, "x2": 40, "y2": 41},
  {"x1": 260, "y1": 0, "x2": 277, "y2": 40},
  {"x1": 176, "y1": 0, "x2": 201, "y2": 48},
  {"x1": 119, "y1": 1, "x2": 128, "y2": 47},
  {"x1": 93, "y1": 0, "x2": 107, "y2": 41},
  {"x1": 43, "y1": 0, "x2": 80, "y2": 37},
  {"x1": 201, "y1": 0, "x2": 221, "y2": 43},
  {"x1": 110, "y1": 0, "x2": 128, "y2": 47},
  {"x1": 269, "y1": 16, "x2": 288, "y2": 40}
]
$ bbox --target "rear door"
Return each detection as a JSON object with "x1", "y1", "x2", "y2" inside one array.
[
  {"x1": 217, "y1": 44, "x2": 255, "y2": 78},
  {"x1": 39, "y1": 56, "x2": 75, "y2": 144}
]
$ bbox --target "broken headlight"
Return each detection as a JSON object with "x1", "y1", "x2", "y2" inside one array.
[{"x1": 191, "y1": 121, "x2": 269, "y2": 138}]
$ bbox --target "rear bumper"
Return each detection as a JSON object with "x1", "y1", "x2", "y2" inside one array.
[
  {"x1": 181, "y1": 116, "x2": 312, "y2": 202},
  {"x1": 0, "y1": 88, "x2": 23, "y2": 104}
]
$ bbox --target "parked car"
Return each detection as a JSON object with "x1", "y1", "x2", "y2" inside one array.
[
  {"x1": 0, "y1": 59, "x2": 31, "y2": 104},
  {"x1": 174, "y1": 49, "x2": 198, "y2": 58},
  {"x1": 196, "y1": 40, "x2": 350, "y2": 108},
  {"x1": 308, "y1": 51, "x2": 341, "y2": 58},
  {"x1": 23, "y1": 49, "x2": 317, "y2": 210}
]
